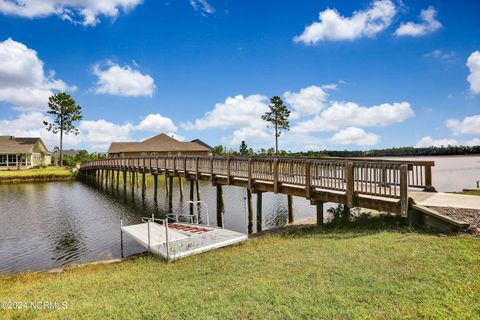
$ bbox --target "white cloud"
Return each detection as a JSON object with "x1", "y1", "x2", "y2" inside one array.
[
  {"x1": 226, "y1": 127, "x2": 270, "y2": 146},
  {"x1": 467, "y1": 51, "x2": 480, "y2": 94},
  {"x1": 79, "y1": 120, "x2": 134, "y2": 150},
  {"x1": 0, "y1": 112, "x2": 81, "y2": 149},
  {"x1": 446, "y1": 115, "x2": 480, "y2": 135},
  {"x1": 0, "y1": 0, "x2": 142, "y2": 26},
  {"x1": 424, "y1": 49, "x2": 454, "y2": 62},
  {"x1": 283, "y1": 85, "x2": 330, "y2": 115},
  {"x1": 394, "y1": 6, "x2": 442, "y2": 37},
  {"x1": 182, "y1": 94, "x2": 269, "y2": 130},
  {"x1": 415, "y1": 136, "x2": 458, "y2": 148},
  {"x1": 0, "y1": 38, "x2": 73, "y2": 111},
  {"x1": 293, "y1": 101, "x2": 414, "y2": 133},
  {"x1": 93, "y1": 62, "x2": 155, "y2": 97},
  {"x1": 189, "y1": 0, "x2": 214, "y2": 15},
  {"x1": 136, "y1": 113, "x2": 177, "y2": 132},
  {"x1": 294, "y1": 0, "x2": 396, "y2": 44},
  {"x1": 415, "y1": 136, "x2": 480, "y2": 148},
  {"x1": 330, "y1": 127, "x2": 379, "y2": 146}
]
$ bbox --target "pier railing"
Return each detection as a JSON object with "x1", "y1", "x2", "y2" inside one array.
[{"x1": 80, "y1": 156, "x2": 435, "y2": 216}]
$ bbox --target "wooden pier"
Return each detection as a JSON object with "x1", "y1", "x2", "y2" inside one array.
[{"x1": 79, "y1": 156, "x2": 436, "y2": 228}]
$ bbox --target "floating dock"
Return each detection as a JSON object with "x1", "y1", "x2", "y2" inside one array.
[{"x1": 121, "y1": 219, "x2": 247, "y2": 261}]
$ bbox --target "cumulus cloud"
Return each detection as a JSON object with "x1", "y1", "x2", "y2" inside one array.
[
  {"x1": 93, "y1": 62, "x2": 155, "y2": 97},
  {"x1": 394, "y1": 6, "x2": 442, "y2": 37},
  {"x1": 0, "y1": 38, "x2": 74, "y2": 111},
  {"x1": 0, "y1": 0, "x2": 142, "y2": 26},
  {"x1": 330, "y1": 127, "x2": 379, "y2": 146},
  {"x1": 416, "y1": 136, "x2": 480, "y2": 148},
  {"x1": 182, "y1": 94, "x2": 269, "y2": 130},
  {"x1": 424, "y1": 49, "x2": 455, "y2": 62},
  {"x1": 0, "y1": 112, "x2": 80, "y2": 149},
  {"x1": 283, "y1": 85, "x2": 331, "y2": 115},
  {"x1": 226, "y1": 127, "x2": 270, "y2": 146},
  {"x1": 79, "y1": 120, "x2": 134, "y2": 150},
  {"x1": 467, "y1": 51, "x2": 480, "y2": 94},
  {"x1": 0, "y1": 112, "x2": 180, "y2": 151},
  {"x1": 189, "y1": 0, "x2": 214, "y2": 15},
  {"x1": 136, "y1": 113, "x2": 177, "y2": 132},
  {"x1": 293, "y1": 101, "x2": 414, "y2": 133},
  {"x1": 446, "y1": 114, "x2": 480, "y2": 135},
  {"x1": 416, "y1": 136, "x2": 457, "y2": 148},
  {"x1": 294, "y1": 0, "x2": 396, "y2": 44}
]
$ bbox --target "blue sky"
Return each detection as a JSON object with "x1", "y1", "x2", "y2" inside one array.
[{"x1": 0, "y1": 0, "x2": 479, "y2": 152}]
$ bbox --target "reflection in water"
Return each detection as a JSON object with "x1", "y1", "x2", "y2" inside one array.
[{"x1": 0, "y1": 176, "x2": 321, "y2": 273}]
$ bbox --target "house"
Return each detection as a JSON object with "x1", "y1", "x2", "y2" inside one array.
[
  {"x1": 52, "y1": 149, "x2": 80, "y2": 165},
  {"x1": 107, "y1": 133, "x2": 212, "y2": 158},
  {"x1": 0, "y1": 136, "x2": 51, "y2": 169}
]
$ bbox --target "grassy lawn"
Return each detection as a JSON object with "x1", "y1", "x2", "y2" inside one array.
[
  {"x1": 1, "y1": 225, "x2": 479, "y2": 319},
  {"x1": 0, "y1": 167, "x2": 73, "y2": 181},
  {"x1": 454, "y1": 190, "x2": 480, "y2": 196}
]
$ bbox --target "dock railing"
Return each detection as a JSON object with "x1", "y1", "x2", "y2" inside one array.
[{"x1": 82, "y1": 156, "x2": 435, "y2": 216}]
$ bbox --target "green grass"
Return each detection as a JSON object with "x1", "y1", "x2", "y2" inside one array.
[
  {"x1": 453, "y1": 190, "x2": 480, "y2": 196},
  {"x1": 0, "y1": 167, "x2": 73, "y2": 181},
  {"x1": 1, "y1": 225, "x2": 479, "y2": 319}
]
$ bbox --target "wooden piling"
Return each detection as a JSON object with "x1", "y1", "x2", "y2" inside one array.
[
  {"x1": 141, "y1": 172, "x2": 146, "y2": 197},
  {"x1": 116, "y1": 170, "x2": 119, "y2": 189},
  {"x1": 256, "y1": 192, "x2": 263, "y2": 232},
  {"x1": 216, "y1": 185, "x2": 224, "y2": 228},
  {"x1": 123, "y1": 170, "x2": 127, "y2": 190},
  {"x1": 287, "y1": 195, "x2": 294, "y2": 224},
  {"x1": 195, "y1": 181, "x2": 200, "y2": 201},
  {"x1": 316, "y1": 202, "x2": 324, "y2": 226},
  {"x1": 178, "y1": 177, "x2": 183, "y2": 198},
  {"x1": 189, "y1": 180, "x2": 194, "y2": 215},
  {"x1": 168, "y1": 176, "x2": 173, "y2": 209},
  {"x1": 153, "y1": 174, "x2": 158, "y2": 200},
  {"x1": 247, "y1": 189, "x2": 253, "y2": 234}
]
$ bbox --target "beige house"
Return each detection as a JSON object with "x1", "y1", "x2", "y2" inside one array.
[
  {"x1": 0, "y1": 136, "x2": 51, "y2": 169},
  {"x1": 107, "y1": 133, "x2": 212, "y2": 158}
]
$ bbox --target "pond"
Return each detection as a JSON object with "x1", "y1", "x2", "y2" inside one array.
[
  {"x1": 0, "y1": 178, "x2": 319, "y2": 274},
  {"x1": 1, "y1": 155, "x2": 479, "y2": 274}
]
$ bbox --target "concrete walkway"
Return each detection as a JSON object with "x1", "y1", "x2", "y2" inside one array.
[{"x1": 410, "y1": 192, "x2": 480, "y2": 210}]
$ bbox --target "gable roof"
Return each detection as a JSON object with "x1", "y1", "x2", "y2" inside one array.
[
  {"x1": 108, "y1": 133, "x2": 211, "y2": 154},
  {"x1": 0, "y1": 136, "x2": 49, "y2": 154},
  {"x1": 191, "y1": 139, "x2": 213, "y2": 150}
]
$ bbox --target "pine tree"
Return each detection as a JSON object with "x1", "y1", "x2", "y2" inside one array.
[{"x1": 261, "y1": 96, "x2": 290, "y2": 154}]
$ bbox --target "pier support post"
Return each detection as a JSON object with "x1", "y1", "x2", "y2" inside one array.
[
  {"x1": 131, "y1": 171, "x2": 135, "y2": 193},
  {"x1": 153, "y1": 174, "x2": 158, "y2": 201},
  {"x1": 165, "y1": 174, "x2": 169, "y2": 194},
  {"x1": 178, "y1": 177, "x2": 183, "y2": 198},
  {"x1": 116, "y1": 170, "x2": 119, "y2": 189},
  {"x1": 247, "y1": 189, "x2": 253, "y2": 234},
  {"x1": 256, "y1": 192, "x2": 263, "y2": 232},
  {"x1": 142, "y1": 172, "x2": 146, "y2": 198},
  {"x1": 123, "y1": 170, "x2": 127, "y2": 191},
  {"x1": 216, "y1": 185, "x2": 224, "y2": 228},
  {"x1": 168, "y1": 176, "x2": 173, "y2": 210},
  {"x1": 189, "y1": 180, "x2": 194, "y2": 215},
  {"x1": 287, "y1": 195, "x2": 294, "y2": 224},
  {"x1": 316, "y1": 202, "x2": 324, "y2": 226}
]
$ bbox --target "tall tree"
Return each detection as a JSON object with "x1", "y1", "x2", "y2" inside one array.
[
  {"x1": 261, "y1": 96, "x2": 290, "y2": 154},
  {"x1": 43, "y1": 93, "x2": 83, "y2": 166},
  {"x1": 239, "y1": 141, "x2": 249, "y2": 155}
]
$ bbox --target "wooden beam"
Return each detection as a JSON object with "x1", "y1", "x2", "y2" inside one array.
[
  {"x1": 247, "y1": 189, "x2": 253, "y2": 234},
  {"x1": 216, "y1": 185, "x2": 224, "y2": 228},
  {"x1": 287, "y1": 195, "x2": 294, "y2": 224},
  {"x1": 189, "y1": 180, "x2": 194, "y2": 215},
  {"x1": 316, "y1": 202, "x2": 324, "y2": 226},
  {"x1": 400, "y1": 164, "x2": 408, "y2": 217},
  {"x1": 256, "y1": 192, "x2": 263, "y2": 232}
]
